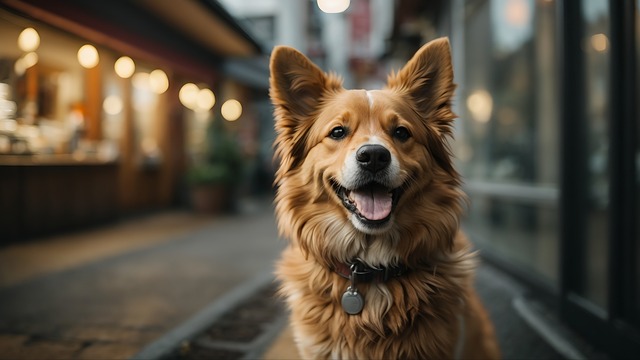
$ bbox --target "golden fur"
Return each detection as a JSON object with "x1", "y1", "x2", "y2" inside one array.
[{"x1": 270, "y1": 37, "x2": 500, "y2": 359}]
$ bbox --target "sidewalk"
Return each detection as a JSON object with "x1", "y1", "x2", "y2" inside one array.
[
  {"x1": 144, "y1": 256, "x2": 602, "y2": 360},
  {"x1": 0, "y1": 201, "x2": 283, "y2": 360},
  {"x1": 0, "y1": 201, "x2": 608, "y2": 360}
]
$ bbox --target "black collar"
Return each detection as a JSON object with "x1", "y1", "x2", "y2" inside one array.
[{"x1": 333, "y1": 259, "x2": 408, "y2": 283}]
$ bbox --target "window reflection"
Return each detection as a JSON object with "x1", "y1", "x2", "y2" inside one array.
[
  {"x1": 0, "y1": 18, "x2": 115, "y2": 159},
  {"x1": 456, "y1": 0, "x2": 559, "y2": 286},
  {"x1": 132, "y1": 69, "x2": 163, "y2": 167},
  {"x1": 582, "y1": 0, "x2": 610, "y2": 309}
]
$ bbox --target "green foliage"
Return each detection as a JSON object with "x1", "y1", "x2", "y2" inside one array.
[
  {"x1": 187, "y1": 117, "x2": 242, "y2": 186},
  {"x1": 187, "y1": 162, "x2": 234, "y2": 185}
]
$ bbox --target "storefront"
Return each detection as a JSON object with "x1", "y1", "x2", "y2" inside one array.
[
  {"x1": 0, "y1": 0, "x2": 269, "y2": 241},
  {"x1": 434, "y1": 0, "x2": 639, "y2": 356}
]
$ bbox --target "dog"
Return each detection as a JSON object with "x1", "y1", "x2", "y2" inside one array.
[{"x1": 269, "y1": 37, "x2": 500, "y2": 359}]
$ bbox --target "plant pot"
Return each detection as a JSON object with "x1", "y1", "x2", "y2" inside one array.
[{"x1": 190, "y1": 184, "x2": 230, "y2": 214}]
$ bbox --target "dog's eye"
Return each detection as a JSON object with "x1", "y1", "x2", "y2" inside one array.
[
  {"x1": 393, "y1": 126, "x2": 411, "y2": 142},
  {"x1": 329, "y1": 126, "x2": 347, "y2": 140}
]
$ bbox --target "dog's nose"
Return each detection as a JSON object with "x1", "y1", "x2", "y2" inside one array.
[{"x1": 356, "y1": 144, "x2": 391, "y2": 173}]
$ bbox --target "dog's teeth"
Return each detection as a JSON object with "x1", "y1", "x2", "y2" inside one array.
[{"x1": 346, "y1": 190, "x2": 354, "y2": 201}]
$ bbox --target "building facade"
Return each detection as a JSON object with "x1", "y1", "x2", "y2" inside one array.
[
  {"x1": 225, "y1": 1, "x2": 639, "y2": 354},
  {"x1": 0, "y1": 0, "x2": 269, "y2": 240},
  {"x1": 434, "y1": 0, "x2": 638, "y2": 356}
]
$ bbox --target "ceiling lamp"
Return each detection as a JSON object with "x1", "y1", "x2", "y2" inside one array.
[
  {"x1": 77, "y1": 44, "x2": 99, "y2": 69},
  {"x1": 114, "y1": 56, "x2": 135, "y2": 78},
  {"x1": 18, "y1": 27, "x2": 40, "y2": 52},
  {"x1": 317, "y1": 0, "x2": 350, "y2": 13},
  {"x1": 149, "y1": 69, "x2": 169, "y2": 94},
  {"x1": 103, "y1": 95, "x2": 123, "y2": 115},
  {"x1": 196, "y1": 88, "x2": 215, "y2": 112},
  {"x1": 179, "y1": 83, "x2": 199, "y2": 110},
  {"x1": 221, "y1": 99, "x2": 242, "y2": 121}
]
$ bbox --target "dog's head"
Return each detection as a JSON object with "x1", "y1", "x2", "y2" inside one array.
[{"x1": 270, "y1": 38, "x2": 464, "y2": 266}]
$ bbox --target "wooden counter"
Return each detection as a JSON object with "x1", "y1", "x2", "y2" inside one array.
[{"x1": 1, "y1": 155, "x2": 118, "y2": 242}]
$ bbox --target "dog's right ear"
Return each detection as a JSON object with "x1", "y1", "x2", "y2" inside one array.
[
  {"x1": 270, "y1": 46, "x2": 342, "y2": 175},
  {"x1": 269, "y1": 46, "x2": 341, "y2": 121}
]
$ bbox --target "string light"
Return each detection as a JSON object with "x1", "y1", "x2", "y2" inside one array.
[
  {"x1": 77, "y1": 44, "x2": 99, "y2": 68},
  {"x1": 221, "y1": 99, "x2": 242, "y2": 121},
  {"x1": 149, "y1": 69, "x2": 169, "y2": 94},
  {"x1": 18, "y1": 27, "x2": 40, "y2": 52},
  {"x1": 179, "y1": 83, "x2": 199, "y2": 110},
  {"x1": 114, "y1": 56, "x2": 135, "y2": 78},
  {"x1": 196, "y1": 88, "x2": 215, "y2": 112},
  {"x1": 317, "y1": 0, "x2": 350, "y2": 13}
]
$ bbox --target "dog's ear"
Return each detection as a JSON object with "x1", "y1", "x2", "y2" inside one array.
[
  {"x1": 386, "y1": 37, "x2": 456, "y2": 137},
  {"x1": 270, "y1": 46, "x2": 342, "y2": 174},
  {"x1": 270, "y1": 46, "x2": 339, "y2": 120}
]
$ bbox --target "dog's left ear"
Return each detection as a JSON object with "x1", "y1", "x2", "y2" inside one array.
[{"x1": 386, "y1": 37, "x2": 456, "y2": 136}]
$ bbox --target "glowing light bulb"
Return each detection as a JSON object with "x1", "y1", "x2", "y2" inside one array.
[
  {"x1": 18, "y1": 28, "x2": 40, "y2": 52},
  {"x1": 179, "y1": 83, "x2": 199, "y2": 109},
  {"x1": 103, "y1": 95, "x2": 123, "y2": 115},
  {"x1": 221, "y1": 99, "x2": 242, "y2": 121},
  {"x1": 149, "y1": 69, "x2": 169, "y2": 94},
  {"x1": 196, "y1": 88, "x2": 215, "y2": 112},
  {"x1": 115, "y1": 56, "x2": 135, "y2": 78},
  {"x1": 22, "y1": 52, "x2": 38, "y2": 68},
  {"x1": 77, "y1": 44, "x2": 99, "y2": 68},
  {"x1": 591, "y1": 33, "x2": 608, "y2": 52},
  {"x1": 467, "y1": 89, "x2": 493, "y2": 123},
  {"x1": 317, "y1": 0, "x2": 350, "y2": 13},
  {"x1": 132, "y1": 72, "x2": 150, "y2": 90}
]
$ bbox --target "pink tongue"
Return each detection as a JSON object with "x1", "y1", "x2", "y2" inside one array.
[{"x1": 352, "y1": 188, "x2": 392, "y2": 221}]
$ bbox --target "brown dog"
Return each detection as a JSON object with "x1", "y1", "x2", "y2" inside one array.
[{"x1": 270, "y1": 37, "x2": 499, "y2": 359}]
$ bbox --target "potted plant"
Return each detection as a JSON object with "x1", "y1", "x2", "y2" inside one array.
[{"x1": 187, "y1": 117, "x2": 242, "y2": 214}]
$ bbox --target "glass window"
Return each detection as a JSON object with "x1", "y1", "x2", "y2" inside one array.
[
  {"x1": 455, "y1": 0, "x2": 560, "y2": 286},
  {"x1": 0, "y1": 18, "x2": 86, "y2": 156},
  {"x1": 581, "y1": 0, "x2": 610, "y2": 309},
  {"x1": 100, "y1": 53, "x2": 124, "y2": 160},
  {"x1": 131, "y1": 68, "x2": 162, "y2": 166},
  {"x1": 634, "y1": 0, "x2": 640, "y2": 322}
]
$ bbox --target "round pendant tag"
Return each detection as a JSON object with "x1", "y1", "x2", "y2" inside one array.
[{"x1": 341, "y1": 288, "x2": 364, "y2": 315}]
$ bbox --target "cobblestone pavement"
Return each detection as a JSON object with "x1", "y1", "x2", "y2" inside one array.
[{"x1": 0, "y1": 203, "x2": 283, "y2": 360}]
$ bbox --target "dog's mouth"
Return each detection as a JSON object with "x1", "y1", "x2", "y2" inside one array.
[{"x1": 332, "y1": 180, "x2": 402, "y2": 228}]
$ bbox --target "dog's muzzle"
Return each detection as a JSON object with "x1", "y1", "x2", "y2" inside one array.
[{"x1": 332, "y1": 144, "x2": 403, "y2": 231}]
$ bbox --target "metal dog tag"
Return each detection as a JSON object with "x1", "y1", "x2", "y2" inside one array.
[{"x1": 341, "y1": 286, "x2": 364, "y2": 315}]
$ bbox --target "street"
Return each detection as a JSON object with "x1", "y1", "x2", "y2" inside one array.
[{"x1": 0, "y1": 202, "x2": 283, "y2": 359}]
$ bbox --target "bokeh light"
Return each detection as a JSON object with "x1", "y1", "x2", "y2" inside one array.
[
  {"x1": 77, "y1": 44, "x2": 99, "y2": 69},
  {"x1": 22, "y1": 52, "x2": 38, "y2": 68},
  {"x1": 221, "y1": 99, "x2": 242, "y2": 121},
  {"x1": 196, "y1": 88, "x2": 215, "y2": 112},
  {"x1": 467, "y1": 89, "x2": 493, "y2": 123},
  {"x1": 103, "y1": 95, "x2": 123, "y2": 115},
  {"x1": 18, "y1": 27, "x2": 40, "y2": 52},
  {"x1": 132, "y1": 72, "x2": 151, "y2": 91},
  {"x1": 591, "y1": 33, "x2": 608, "y2": 53},
  {"x1": 149, "y1": 69, "x2": 169, "y2": 94},
  {"x1": 14, "y1": 52, "x2": 38, "y2": 76},
  {"x1": 317, "y1": 0, "x2": 350, "y2": 13},
  {"x1": 179, "y1": 83, "x2": 199, "y2": 110},
  {"x1": 114, "y1": 56, "x2": 135, "y2": 78}
]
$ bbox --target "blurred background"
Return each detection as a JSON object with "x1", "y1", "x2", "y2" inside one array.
[{"x1": 0, "y1": 0, "x2": 638, "y2": 358}]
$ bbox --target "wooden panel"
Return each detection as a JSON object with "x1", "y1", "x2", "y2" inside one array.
[
  {"x1": 85, "y1": 64, "x2": 102, "y2": 141},
  {"x1": 0, "y1": 163, "x2": 118, "y2": 243}
]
